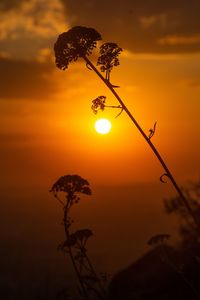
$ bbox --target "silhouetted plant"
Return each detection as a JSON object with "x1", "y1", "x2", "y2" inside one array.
[
  {"x1": 54, "y1": 26, "x2": 199, "y2": 231},
  {"x1": 97, "y1": 43, "x2": 122, "y2": 81},
  {"x1": 164, "y1": 181, "x2": 200, "y2": 248},
  {"x1": 50, "y1": 175, "x2": 106, "y2": 300},
  {"x1": 54, "y1": 26, "x2": 101, "y2": 70},
  {"x1": 91, "y1": 96, "x2": 106, "y2": 114},
  {"x1": 148, "y1": 233, "x2": 200, "y2": 299},
  {"x1": 91, "y1": 95, "x2": 123, "y2": 117},
  {"x1": 146, "y1": 182, "x2": 200, "y2": 299}
]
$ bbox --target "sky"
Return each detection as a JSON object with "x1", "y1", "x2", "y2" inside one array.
[
  {"x1": 0, "y1": 0, "x2": 200, "y2": 188},
  {"x1": 0, "y1": 0, "x2": 200, "y2": 295}
]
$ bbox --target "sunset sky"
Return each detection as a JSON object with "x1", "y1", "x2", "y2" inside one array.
[{"x1": 0, "y1": 0, "x2": 200, "y2": 295}]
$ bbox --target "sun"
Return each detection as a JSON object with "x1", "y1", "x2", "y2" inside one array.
[{"x1": 95, "y1": 118, "x2": 112, "y2": 134}]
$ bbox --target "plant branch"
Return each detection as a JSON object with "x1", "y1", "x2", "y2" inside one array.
[
  {"x1": 83, "y1": 55, "x2": 200, "y2": 229},
  {"x1": 77, "y1": 242, "x2": 106, "y2": 299},
  {"x1": 63, "y1": 204, "x2": 90, "y2": 300}
]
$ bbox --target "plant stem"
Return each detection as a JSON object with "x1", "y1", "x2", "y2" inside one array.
[
  {"x1": 77, "y1": 242, "x2": 106, "y2": 299},
  {"x1": 83, "y1": 55, "x2": 200, "y2": 229},
  {"x1": 63, "y1": 204, "x2": 90, "y2": 300}
]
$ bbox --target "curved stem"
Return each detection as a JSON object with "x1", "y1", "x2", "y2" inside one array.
[
  {"x1": 63, "y1": 204, "x2": 90, "y2": 300},
  {"x1": 76, "y1": 241, "x2": 106, "y2": 299},
  {"x1": 83, "y1": 55, "x2": 200, "y2": 229}
]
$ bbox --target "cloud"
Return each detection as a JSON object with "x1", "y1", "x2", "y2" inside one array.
[
  {"x1": 139, "y1": 14, "x2": 169, "y2": 29},
  {"x1": 0, "y1": 0, "x2": 70, "y2": 100},
  {"x1": 0, "y1": 1, "x2": 19, "y2": 11},
  {"x1": 0, "y1": 0, "x2": 68, "y2": 60},
  {"x1": 0, "y1": 57, "x2": 57, "y2": 100},
  {"x1": 179, "y1": 78, "x2": 200, "y2": 88},
  {"x1": 1, "y1": 0, "x2": 200, "y2": 56},
  {"x1": 64, "y1": 0, "x2": 200, "y2": 54},
  {"x1": 158, "y1": 34, "x2": 200, "y2": 46}
]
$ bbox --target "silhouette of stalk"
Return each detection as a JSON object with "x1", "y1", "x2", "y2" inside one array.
[
  {"x1": 83, "y1": 55, "x2": 199, "y2": 228},
  {"x1": 164, "y1": 181, "x2": 200, "y2": 247},
  {"x1": 50, "y1": 175, "x2": 106, "y2": 300},
  {"x1": 63, "y1": 200, "x2": 89, "y2": 300},
  {"x1": 54, "y1": 26, "x2": 199, "y2": 230}
]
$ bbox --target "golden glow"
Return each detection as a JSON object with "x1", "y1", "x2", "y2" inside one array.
[{"x1": 95, "y1": 118, "x2": 112, "y2": 134}]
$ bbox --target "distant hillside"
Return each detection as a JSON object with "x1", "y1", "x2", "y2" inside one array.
[{"x1": 109, "y1": 244, "x2": 200, "y2": 300}]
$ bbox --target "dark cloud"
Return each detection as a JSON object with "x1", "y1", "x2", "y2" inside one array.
[
  {"x1": 0, "y1": 0, "x2": 19, "y2": 11},
  {"x1": 63, "y1": 0, "x2": 200, "y2": 53},
  {"x1": 0, "y1": 58, "x2": 57, "y2": 100},
  {"x1": 0, "y1": 0, "x2": 67, "y2": 60}
]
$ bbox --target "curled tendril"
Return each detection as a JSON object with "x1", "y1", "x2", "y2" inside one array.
[
  {"x1": 50, "y1": 174, "x2": 92, "y2": 197},
  {"x1": 115, "y1": 107, "x2": 124, "y2": 118},
  {"x1": 160, "y1": 173, "x2": 170, "y2": 183},
  {"x1": 91, "y1": 95, "x2": 106, "y2": 114},
  {"x1": 97, "y1": 42, "x2": 123, "y2": 80},
  {"x1": 54, "y1": 26, "x2": 102, "y2": 70},
  {"x1": 148, "y1": 122, "x2": 157, "y2": 139},
  {"x1": 148, "y1": 234, "x2": 171, "y2": 246}
]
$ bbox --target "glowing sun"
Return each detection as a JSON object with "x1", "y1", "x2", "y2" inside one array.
[{"x1": 95, "y1": 118, "x2": 112, "y2": 134}]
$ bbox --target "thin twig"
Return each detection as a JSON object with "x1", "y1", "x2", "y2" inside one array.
[{"x1": 83, "y1": 54, "x2": 200, "y2": 230}]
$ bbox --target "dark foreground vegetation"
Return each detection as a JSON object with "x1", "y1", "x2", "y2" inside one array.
[
  {"x1": 2, "y1": 25, "x2": 199, "y2": 299},
  {"x1": 49, "y1": 175, "x2": 200, "y2": 300},
  {"x1": 50, "y1": 25, "x2": 200, "y2": 299}
]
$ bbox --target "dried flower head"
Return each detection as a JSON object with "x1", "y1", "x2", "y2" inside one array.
[
  {"x1": 63, "y1": 234, "x2": 77, "y2": 248},
  {"x1": 50, "y1": 174, "x2": 92, "y2": 197},
  {"x1": 74, "y1": 229, "x2": 93, "y2": 242},
  {"x1": 91, "y1": 95, "x2": 106, "y2": 114},
  {"x1": 97, "y1": 42, "x2": 123, "y2": 80},
  {"x1": 61, "y1": 229, "x2": 93, "y2": 250},
  {"x1": 54, "y1": 26, "x2": 102, "y2": 70},
  {"x1": 73, "y1": 229, "x2": 93, "y2": 249}
]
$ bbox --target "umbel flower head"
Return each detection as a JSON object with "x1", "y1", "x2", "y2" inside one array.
[
  {"x1": 54, "y1": 26, "x2": 102, "y2": 70},
  {"x1": 63, "y1": 229, "x2": 93, "y2": 248},
  {"x1": 50, "y1": 174, "x2": 92, "y2": 197},
  {"x1": 91, "y1": 95, "x2": 106, "y2": 114},
  {"x1": 97, "y1": 42, "x2": 123, "y2": 80}
]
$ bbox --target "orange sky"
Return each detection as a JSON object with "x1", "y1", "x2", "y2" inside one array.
[
  {"x1": 0, "y1": 1, "x2": 200, "y2": 190},
  {"x1": 0, "y1": 0, "x2": 200, "y2": 288},
  {"x1": 1, "y1": 51, "x2": 200, "y2": 188}
]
